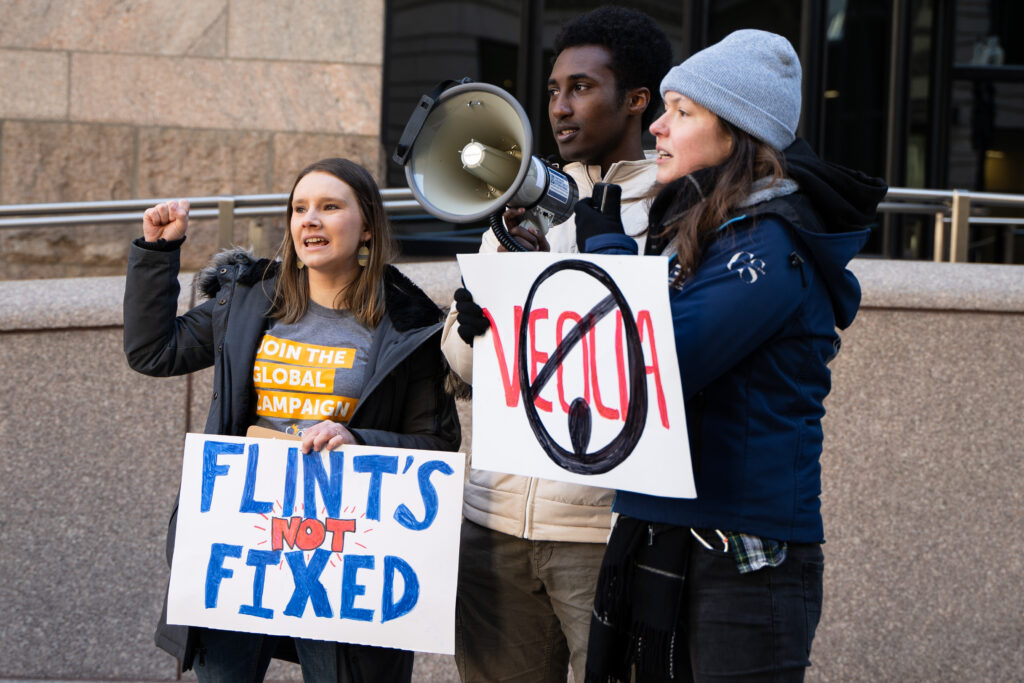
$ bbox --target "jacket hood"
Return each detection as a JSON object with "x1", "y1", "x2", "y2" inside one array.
[
  {"x1": 761, "y1": 138, "x2": 888, "y2": 328},
  {"x1": 783, "y1": 137, "x2": 888, "y2": 236},
  {"x1": 194, "y1": 248, "x2": 278, "y2": 300},
  {"x1": 193, "y1": 250, "x2": 444, "y2": 331}
]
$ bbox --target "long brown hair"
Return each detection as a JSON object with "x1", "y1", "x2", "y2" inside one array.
[
  {"x1": 269, "y1": 158, "x2": 395, "y2": 327},
  {"x1": 656, "y1": 119, "x2": 785, "y2": 285}
]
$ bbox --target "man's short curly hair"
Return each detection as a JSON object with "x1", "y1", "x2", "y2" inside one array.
[{"x1": 552, "y1": 6, "x2": 674, "y2": 128}]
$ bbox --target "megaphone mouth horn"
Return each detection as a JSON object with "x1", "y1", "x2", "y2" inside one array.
[
  {"x1": 396, "y1": 80, "x2": 579, "y2": 248},
  {"x1": 398, "y1": 82, "x2": 535, "y2": 223}
]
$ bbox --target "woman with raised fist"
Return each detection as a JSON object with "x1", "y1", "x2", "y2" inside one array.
[{"x1": 124, "y1": 158, "x2": 460, "y2": 682}]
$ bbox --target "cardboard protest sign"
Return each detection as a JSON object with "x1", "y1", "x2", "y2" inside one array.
[
  {"x1": 459, "y1": 252, "x2": 694, "y2": 499},
  {"x1": 167, "y1": 433, "x2": 465, "y2": 654}
]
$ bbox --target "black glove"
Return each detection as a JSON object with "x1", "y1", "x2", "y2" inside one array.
[
  {"x1": 574, "y1": 182, "x2": 624, "y2": 252},
  {"x1": 454, "y1": 287, "x2": 490, "y2": 347}
]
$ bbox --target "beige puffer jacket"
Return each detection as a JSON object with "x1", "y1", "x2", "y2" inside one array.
[{"x1": 441, "y1": 156, "x2": 657, "y2": 542}]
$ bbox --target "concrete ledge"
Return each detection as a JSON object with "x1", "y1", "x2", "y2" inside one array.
[
  {"x1": 0, "y1": 263, "x2": 452, "y2": 332},
  {"x1": 5, "y1": 258, "x2": 1023, "y2": 333},
  {"x1": 852, "y1": 258, "x2": 1024, "y2": 312},
  {"x1": 0, "y1": 274, "x2": 193, "y2": 331}
]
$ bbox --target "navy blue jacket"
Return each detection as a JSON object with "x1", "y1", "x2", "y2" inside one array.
[{"x1": 586, "y1": 140, "x2": 886, "y2": 542}]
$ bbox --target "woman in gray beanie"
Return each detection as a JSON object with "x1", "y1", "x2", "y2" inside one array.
[{"x1": 574, "y1": 30, "x2": 887, "y2": 682}]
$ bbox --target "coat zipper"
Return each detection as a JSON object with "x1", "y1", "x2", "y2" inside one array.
[{"x1": 521, "y1": 477, "x2": 538, "y2": 537}]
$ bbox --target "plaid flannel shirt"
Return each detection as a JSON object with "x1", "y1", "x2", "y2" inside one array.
[{"x1": 691, "y1": 528, "x2": 788, "y2": 574}]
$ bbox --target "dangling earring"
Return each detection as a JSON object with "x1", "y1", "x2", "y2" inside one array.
[
  {"x1": 357, "y1": 243, "x2": 370, "y2": 268},
  {"x1": 296, "y1": 259, "x2": 305, "y2": 270}
]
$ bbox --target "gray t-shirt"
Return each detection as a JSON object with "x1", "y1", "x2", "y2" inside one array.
[{"x1": 252, "y1": 301, "x2": 373, "y2": 437}]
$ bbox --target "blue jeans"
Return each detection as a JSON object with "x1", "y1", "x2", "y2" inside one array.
[{"x1": 190, "y1": 628, "x2": 414, "y2": 683}]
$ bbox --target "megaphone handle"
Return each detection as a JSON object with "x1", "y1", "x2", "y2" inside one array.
[{"x1": 489, "y1": 213, "x2": 527, "y2": 252}]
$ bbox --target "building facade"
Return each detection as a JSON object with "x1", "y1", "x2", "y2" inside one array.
[{"x1": 1, "y1": 0, "x2": 1021, "y2": 279}]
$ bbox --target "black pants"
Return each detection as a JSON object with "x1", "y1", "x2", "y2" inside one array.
[
  {"x1": 683, "y1": 538, "x2": 823, "y2": 681},
  {"x1": 587, "y1": 518, "x2": 824, "y2": 682}
]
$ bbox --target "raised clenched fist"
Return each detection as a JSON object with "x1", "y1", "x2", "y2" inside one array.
[{"x1": 142, "y1": 199, "x2": 190, "y2": 242}]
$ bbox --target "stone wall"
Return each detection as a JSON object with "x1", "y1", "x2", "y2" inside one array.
[
  {"x1": 0, "y1": 257, "x2": 1021, "y2": 681},
  {"x1": 0, "y1": 0, "x2": 386, "y2": 280}
]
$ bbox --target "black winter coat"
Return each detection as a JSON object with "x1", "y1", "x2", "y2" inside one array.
[{"x1": 123, "y1": 239, "x2": 461, "y2": 668}]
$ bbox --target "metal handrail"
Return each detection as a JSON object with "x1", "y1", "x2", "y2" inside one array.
[
  {"x1": 879, "y1": 187, "x2": 1024, "y2": 262},
  {"x1": 1, "y1": 186, "x2": 1022, "y2": 262},
  {"x1": 0, "y1": 188, "x2": 421, "y2": 225},
  {"x1": 0, "y1": 188, "x2": 428, "y2": 257}
]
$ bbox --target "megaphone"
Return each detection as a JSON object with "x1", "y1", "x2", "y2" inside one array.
[{"x1": 393, "y1": 80, "x2": 578, "y2": 252}]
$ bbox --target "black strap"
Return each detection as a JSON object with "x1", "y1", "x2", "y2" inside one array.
[{"x1": 392, "y1": 78, "x2": 471, "y2": 166}]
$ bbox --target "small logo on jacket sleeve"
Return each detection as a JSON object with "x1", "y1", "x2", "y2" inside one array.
[{"x1": 727, "y1": 251, "x2": 767, "y2": 283}]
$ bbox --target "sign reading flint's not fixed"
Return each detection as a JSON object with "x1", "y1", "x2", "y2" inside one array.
[
  {"x1": 459, "y1": 252, "x2": 694, "y2": 499},
  {"x1": 167, "y1": 434, "x2": 465, "y2": 655}
]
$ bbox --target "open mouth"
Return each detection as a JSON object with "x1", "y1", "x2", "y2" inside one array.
[
  {"x1": 556, "y1": 127, "x2": 579, "y2": 142},
  {"x1": 304, "y1": 236, "x2": 329, "y2": 247}
]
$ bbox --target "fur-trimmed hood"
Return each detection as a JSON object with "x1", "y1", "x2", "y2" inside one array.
[
  {"x1": 381, "y1": 264, "x2": 448, "y2": 331},
  {"x1": 192, "y1": 248, "x2": 445, "y2": 332},
  {"x1": 193, "y1": 248, "x2": 278, "y2": 300}
]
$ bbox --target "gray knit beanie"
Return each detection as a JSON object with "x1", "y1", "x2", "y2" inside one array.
[{"x1": 660, "y1": 29, "x2": 801, "y2": 151}]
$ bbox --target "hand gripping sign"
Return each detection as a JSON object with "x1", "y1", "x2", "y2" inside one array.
[
  {"x1": 167, "y1": 434, "x2": 465, "y2": 654},
  {"x1": 458, "y1": 252, "x2": 695, "y2": 498}
]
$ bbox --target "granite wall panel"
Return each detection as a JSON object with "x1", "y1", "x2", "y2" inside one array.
[
  {"x1": 0, "y1": 327, "x2": 186, "y2": 679},
  {"x1": 0, "y1": 118, "x2": 140, "y2": 278},
  {"x1": 0, "y1": 225, "x2": 133, "y2": 279},
  {"x1": 136, "y1": 127, "x2": 273, "y2": 198},
  {"x1": 0, "y1": 1, "x2": 387, "y2": 282},
  {"x1": 0, "y1": 0, "x2": 227, "y2": 56},
  {"x1": 0, "y1": 49, "x2": 68, "y2": 120},
  {"x1": 70, "y1": 54, "x2": 380, "y2": 135},
  {"x1": 271, "y1": 132, "x2": 384, "y2": 188},
  {"x1": 809, "y1": 308, "x2": 1022, "y2": 681},
  {"x1": 226, "y1": 0, "x2": 383, "y2": 64},
  {"x1": 0, "y1": 219, "x2": 253, "y2": 280},
  {"x1": 0, "y1": 120, "x2": 135, "y2": 203}
]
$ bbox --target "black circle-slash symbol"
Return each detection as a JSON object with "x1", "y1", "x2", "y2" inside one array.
[{"x1": 517, "y1": 259, "x2": 647, "y2": 475}]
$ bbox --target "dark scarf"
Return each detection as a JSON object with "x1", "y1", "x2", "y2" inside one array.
[
  {"x1": 585, "y1": 517, "x2": 695, "y2": 683},
  {"x1": 643, "y1": 166, "x2": 722, "y2": 257}
]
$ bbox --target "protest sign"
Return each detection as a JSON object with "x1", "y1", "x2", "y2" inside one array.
[
  {"x1": 167, "y1": 433, "x2": 465, "y2": 654},
  {"x1": 458, "y1": 252, "x2": 694, "y2": 499}
]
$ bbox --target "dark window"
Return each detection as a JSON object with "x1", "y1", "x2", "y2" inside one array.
[{"x1": 382, "y1": 0, "x2": 1024, "y2": 262}]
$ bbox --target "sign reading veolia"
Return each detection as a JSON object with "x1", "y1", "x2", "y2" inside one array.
[{"x1": 459, "y1": 252, "x2": 695, "y2": 499}]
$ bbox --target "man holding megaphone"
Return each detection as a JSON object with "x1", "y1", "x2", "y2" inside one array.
[{"x1": 437, "y1": 8, "x2": 673, "y2": 682}]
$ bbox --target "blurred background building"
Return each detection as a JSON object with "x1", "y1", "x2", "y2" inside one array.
[
  {"x1": 383, "y1": 0, "x2": 1024, "y2": 262},
  {"x1": 1, "y1": 0, "x2": 1022, "y2": 270}
]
